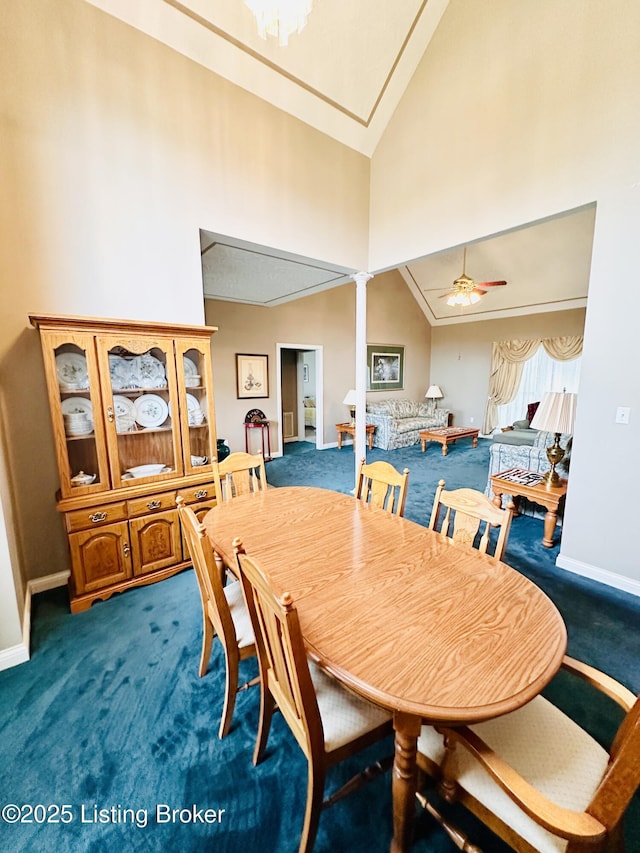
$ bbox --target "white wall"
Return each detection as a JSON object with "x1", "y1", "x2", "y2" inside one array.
[{"x1": 370, "y1": 0, "x2": 640, "y2": 586}]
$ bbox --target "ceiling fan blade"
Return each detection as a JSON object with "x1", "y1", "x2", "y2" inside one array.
[{"x1": 475, "y1": 280, "x2": 507, "y2": 289}]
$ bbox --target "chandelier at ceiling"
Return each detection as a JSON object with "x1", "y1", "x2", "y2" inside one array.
[{"x1": 244, "y1": 0, "x2": 314, "y2": 46}]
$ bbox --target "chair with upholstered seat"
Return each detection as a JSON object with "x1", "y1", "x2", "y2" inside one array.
[
  {"x1": 213, "y1": 451, "x2": 267, "y2": 502},
  {"x1": 177, "y1": 497, "x2": 258, "y2": 738},
  {"x1": 416, "y1": 655, "x2": 640, "y2": 853},
  {"x1": 356, "y1": 458, "x2": 409, "y2": 516},
  {"x1": 428, "y1": 478, "x2": 512, "y2": 560},
  {"x1": 234, "y1": 539, "x2": 393, "y2": 853}
]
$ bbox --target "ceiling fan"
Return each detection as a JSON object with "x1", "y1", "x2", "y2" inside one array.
[{"x1": 435, "y1": 248, "x2": 507, "y2": 307}]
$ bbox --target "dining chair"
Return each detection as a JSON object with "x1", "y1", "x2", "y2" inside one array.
[
  {"x1": 176, "y1": 497, "x2": 258, "y2": 738},
  {"x1": 416, "y1": 655, "x2": 640, "y2": 853},
  {"x1": 213, "y1": 451, "x2": 267, "y2": 502},
  {"x1": 233, "y1": 538, "x2": 394, "y2": 853},
  {"x1": 355, "y1": 458, "x2": 409, "y2": 516},
  {"x1": 428, "y1": 478, "x2": 512, "y2": 560}
]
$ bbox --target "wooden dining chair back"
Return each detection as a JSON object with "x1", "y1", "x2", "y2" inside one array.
[
  {"x1": 213, "y1": 451, "x2": 267, "y2": 502},
  {"x1": 415, "y1": 655, "x2": 640, "y2": 853},
  {"x1": 234, "y1": 539, "x2": 393, "y2": 853},
  {"x1": 428, "y1": 478, "x2": 512, "y2": 560},
  {"x1": 356, "y1": 458, "x2": 409, "y2": 516},
  {"x1": 176, "y1": 497, "x2": 257, "y2": 738}
]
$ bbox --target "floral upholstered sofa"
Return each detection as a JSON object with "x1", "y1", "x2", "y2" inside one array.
[
  {"x1": 485, "y1": 429, "x2": 572, "y2": 518},
  {"x1": 365, "y1": 399, "x2": 451, "y2": 451}
]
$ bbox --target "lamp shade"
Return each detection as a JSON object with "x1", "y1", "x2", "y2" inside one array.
[
  {"x1": 342, "y1": 389, "x2": 358, "y2": 406},
  {"x1": 425, "y1": 385, "x2": 443, "y2": 400},
  {"x1": 530, "y1": 391, "x2": 576, "y2": 434}
]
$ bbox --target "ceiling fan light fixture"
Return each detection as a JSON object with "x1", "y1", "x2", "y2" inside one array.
[
  {"x1": 245, "y1": 0, "x2": 314, "y2": 46},
  {"x1": 447, "y1": 292, "x2": 469, "y2": 307}
]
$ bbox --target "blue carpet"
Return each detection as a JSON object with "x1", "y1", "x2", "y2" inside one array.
[{"x1": 1, "y1": 439, "x2": 638, "y2": 852}]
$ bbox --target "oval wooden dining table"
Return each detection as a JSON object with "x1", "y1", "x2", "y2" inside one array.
[{"x1": 202, "y1": 486, "x2": 567, "y2": 852}]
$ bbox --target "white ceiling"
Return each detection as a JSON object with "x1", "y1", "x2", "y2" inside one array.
[
  {"x1": 88, "y1": 0, "x2": 594, "y2": 322},
  {"x1": 400, "y1": 205, "x2": 595, "y2": 326},
  {"x1": 200, "y1": 233, "x2": 353, "y2": 306}
]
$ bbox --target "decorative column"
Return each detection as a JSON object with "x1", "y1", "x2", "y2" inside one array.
[{"x1": 352, "y1": 272, "x2": 372, "y2": 478}]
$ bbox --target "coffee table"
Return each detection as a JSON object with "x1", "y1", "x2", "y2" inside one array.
[
  {"x1": 336, "y1": 422, "x2": 375, "y2": 450},
  {"x1": 491, "y1": 467, "x2": 568, "y2": 548},
  {"x1": 420, "y1": 426, "x2": 479, "y2": 455}
]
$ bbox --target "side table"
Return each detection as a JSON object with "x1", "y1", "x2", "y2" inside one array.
[
  {"x1": 244, "y1": 420, "x2": 272, "y2": 461},
  {"x1": 336, "y1": 423, "x2": 375, "y2": 451},
  {"x1": 491, "y1": 467, "x2": 567, "y2": 548}
]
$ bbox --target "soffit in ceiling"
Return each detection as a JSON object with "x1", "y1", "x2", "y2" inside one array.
[
  {"x1": 400, "y1": 205, "x2": 595, "y2": 326},
  {"x1": 200, "y1": 233, "x2": 353, "y2": 305},
  {"x1": 84, "y1": 0, "x2": 449, "y2": 156}
]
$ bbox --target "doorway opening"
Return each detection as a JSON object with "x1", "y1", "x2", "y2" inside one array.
[{"x1": 276, "y1": 343, "x2": 323, "y2": 456}]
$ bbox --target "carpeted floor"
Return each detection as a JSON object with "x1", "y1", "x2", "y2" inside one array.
[{"x1": 1, "y1": 438, "x2": 638, "y2": 852}]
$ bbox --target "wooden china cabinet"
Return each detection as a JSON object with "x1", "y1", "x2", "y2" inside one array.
[{"x1": 30, "y1": 314, "x2": 220, "y2": 613}]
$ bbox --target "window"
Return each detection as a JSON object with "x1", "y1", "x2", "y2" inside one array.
[{"x1": 497, "y1": 347, "x2": 581, "y2": 428}]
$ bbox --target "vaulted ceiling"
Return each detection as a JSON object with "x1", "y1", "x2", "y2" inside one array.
[{"x1": 87, "y1": 0, "x2": 593, "y2": 323}]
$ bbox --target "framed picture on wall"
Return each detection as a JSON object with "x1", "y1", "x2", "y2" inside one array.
[
  {"x1": 367, "y1": 344, "x2": 404, "y2": 391},
  {"x1": 236, "y1": 353, "x2": 269, "y2": 399}
]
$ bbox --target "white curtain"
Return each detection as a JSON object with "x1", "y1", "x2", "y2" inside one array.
[{"x1": 483, "y1": 335, "x2": 583, "y2": 434}]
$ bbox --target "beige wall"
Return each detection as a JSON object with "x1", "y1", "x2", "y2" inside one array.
[
  {"x1": 431, "y1": 309, "x2": 586, "y2": 430},
  {"x1": 370, "y1": 0, "x2": 640, "y2": 587},
  {"x1": 205, "y1": 270, "x2": 432, "y2": 453},
  {"x1": 2, "y1": 0, "x2": 639, "y2": 661},
  {"x1": 0, "y1": 0, "x2": 369, "y2": 627}
]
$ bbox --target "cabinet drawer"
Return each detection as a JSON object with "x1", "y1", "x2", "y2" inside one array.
[
  {"x1": 66, "y1": 502, "x2": 128, "y2": 533},
  {"x1": 177, "y1": 483, "x2": 216, "y2": 505},
  {"x1": 127, "y1": 490, "x2": 177, "y2": 518}
]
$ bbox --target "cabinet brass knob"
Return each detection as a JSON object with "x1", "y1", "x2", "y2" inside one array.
[
  {"x1": 89, "y1": 511, "x2": 107, "y2": 523},
  {"x1": 123, "y1": 543, "x2": 130, "y2": 557},
  {"x1": 147, "y1": 500, "x2": 161, "y2": 510},
  {"x1": 107, "y1": 406, "x2": 115, "y2": 423},
  {"x1": 194, "y1": 489, "x2": 208, "y2": 499}
]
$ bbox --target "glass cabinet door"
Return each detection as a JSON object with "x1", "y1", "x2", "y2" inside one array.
[
  {"x1": 175, "y1": 338, "x2": 217, "y2": 476},
  {"x1": 44, "y1": 332, "x2": 110, "y2": 499},
  {"x1": 96, "y1": 335, "x2": 184, "y2": 488}
]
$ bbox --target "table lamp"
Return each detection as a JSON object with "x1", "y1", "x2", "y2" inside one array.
[
  {"x1": 530, "y1": 390, "x2": 576, "y2": 487},
  {"x1": 425, "y1": 384, "x2": 443, "y2": 415},
  {"x1": 342, "y1": 389, "x2": 357, "y2": 426}
]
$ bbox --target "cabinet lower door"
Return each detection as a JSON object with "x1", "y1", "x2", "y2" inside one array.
[
  {"x1": 129, "y1": 509, "x2": 182, "y2": 576},
  {"x1": 69, "y1": 521, "x2": 132, "y2": 594}
]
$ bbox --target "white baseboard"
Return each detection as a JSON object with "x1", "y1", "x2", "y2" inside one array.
[
  {"x1": 0, "y1": 571, "x2": 69, "y2": 673},
  {"x1": 0, "y1": 642, "x2": 30, "y2": 671},
  {"x1": 556, "y1": 554, "x2": 640, "y2": 598}
]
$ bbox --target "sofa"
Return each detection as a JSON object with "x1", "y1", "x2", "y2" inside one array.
[
  {"x1": 491, "y1": 418, "x2": 538, "y2": 447},
  {"x1": 485, "y1": 429, "x2": 572, "y2": 518},
  {"x1": 365, "y1": 399, "x2": 451, "y2": 451}
]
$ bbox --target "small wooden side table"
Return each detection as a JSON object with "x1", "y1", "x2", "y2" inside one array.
[
  {"x1": 244, "y1": 420, "x2": 272, "y2": 461},
  {"x1": 491, "y1": 467, "x2": 567, "y2": 548},
  {"x1": 336, "y1": 422, "x2": 375, "y2": 451}
]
